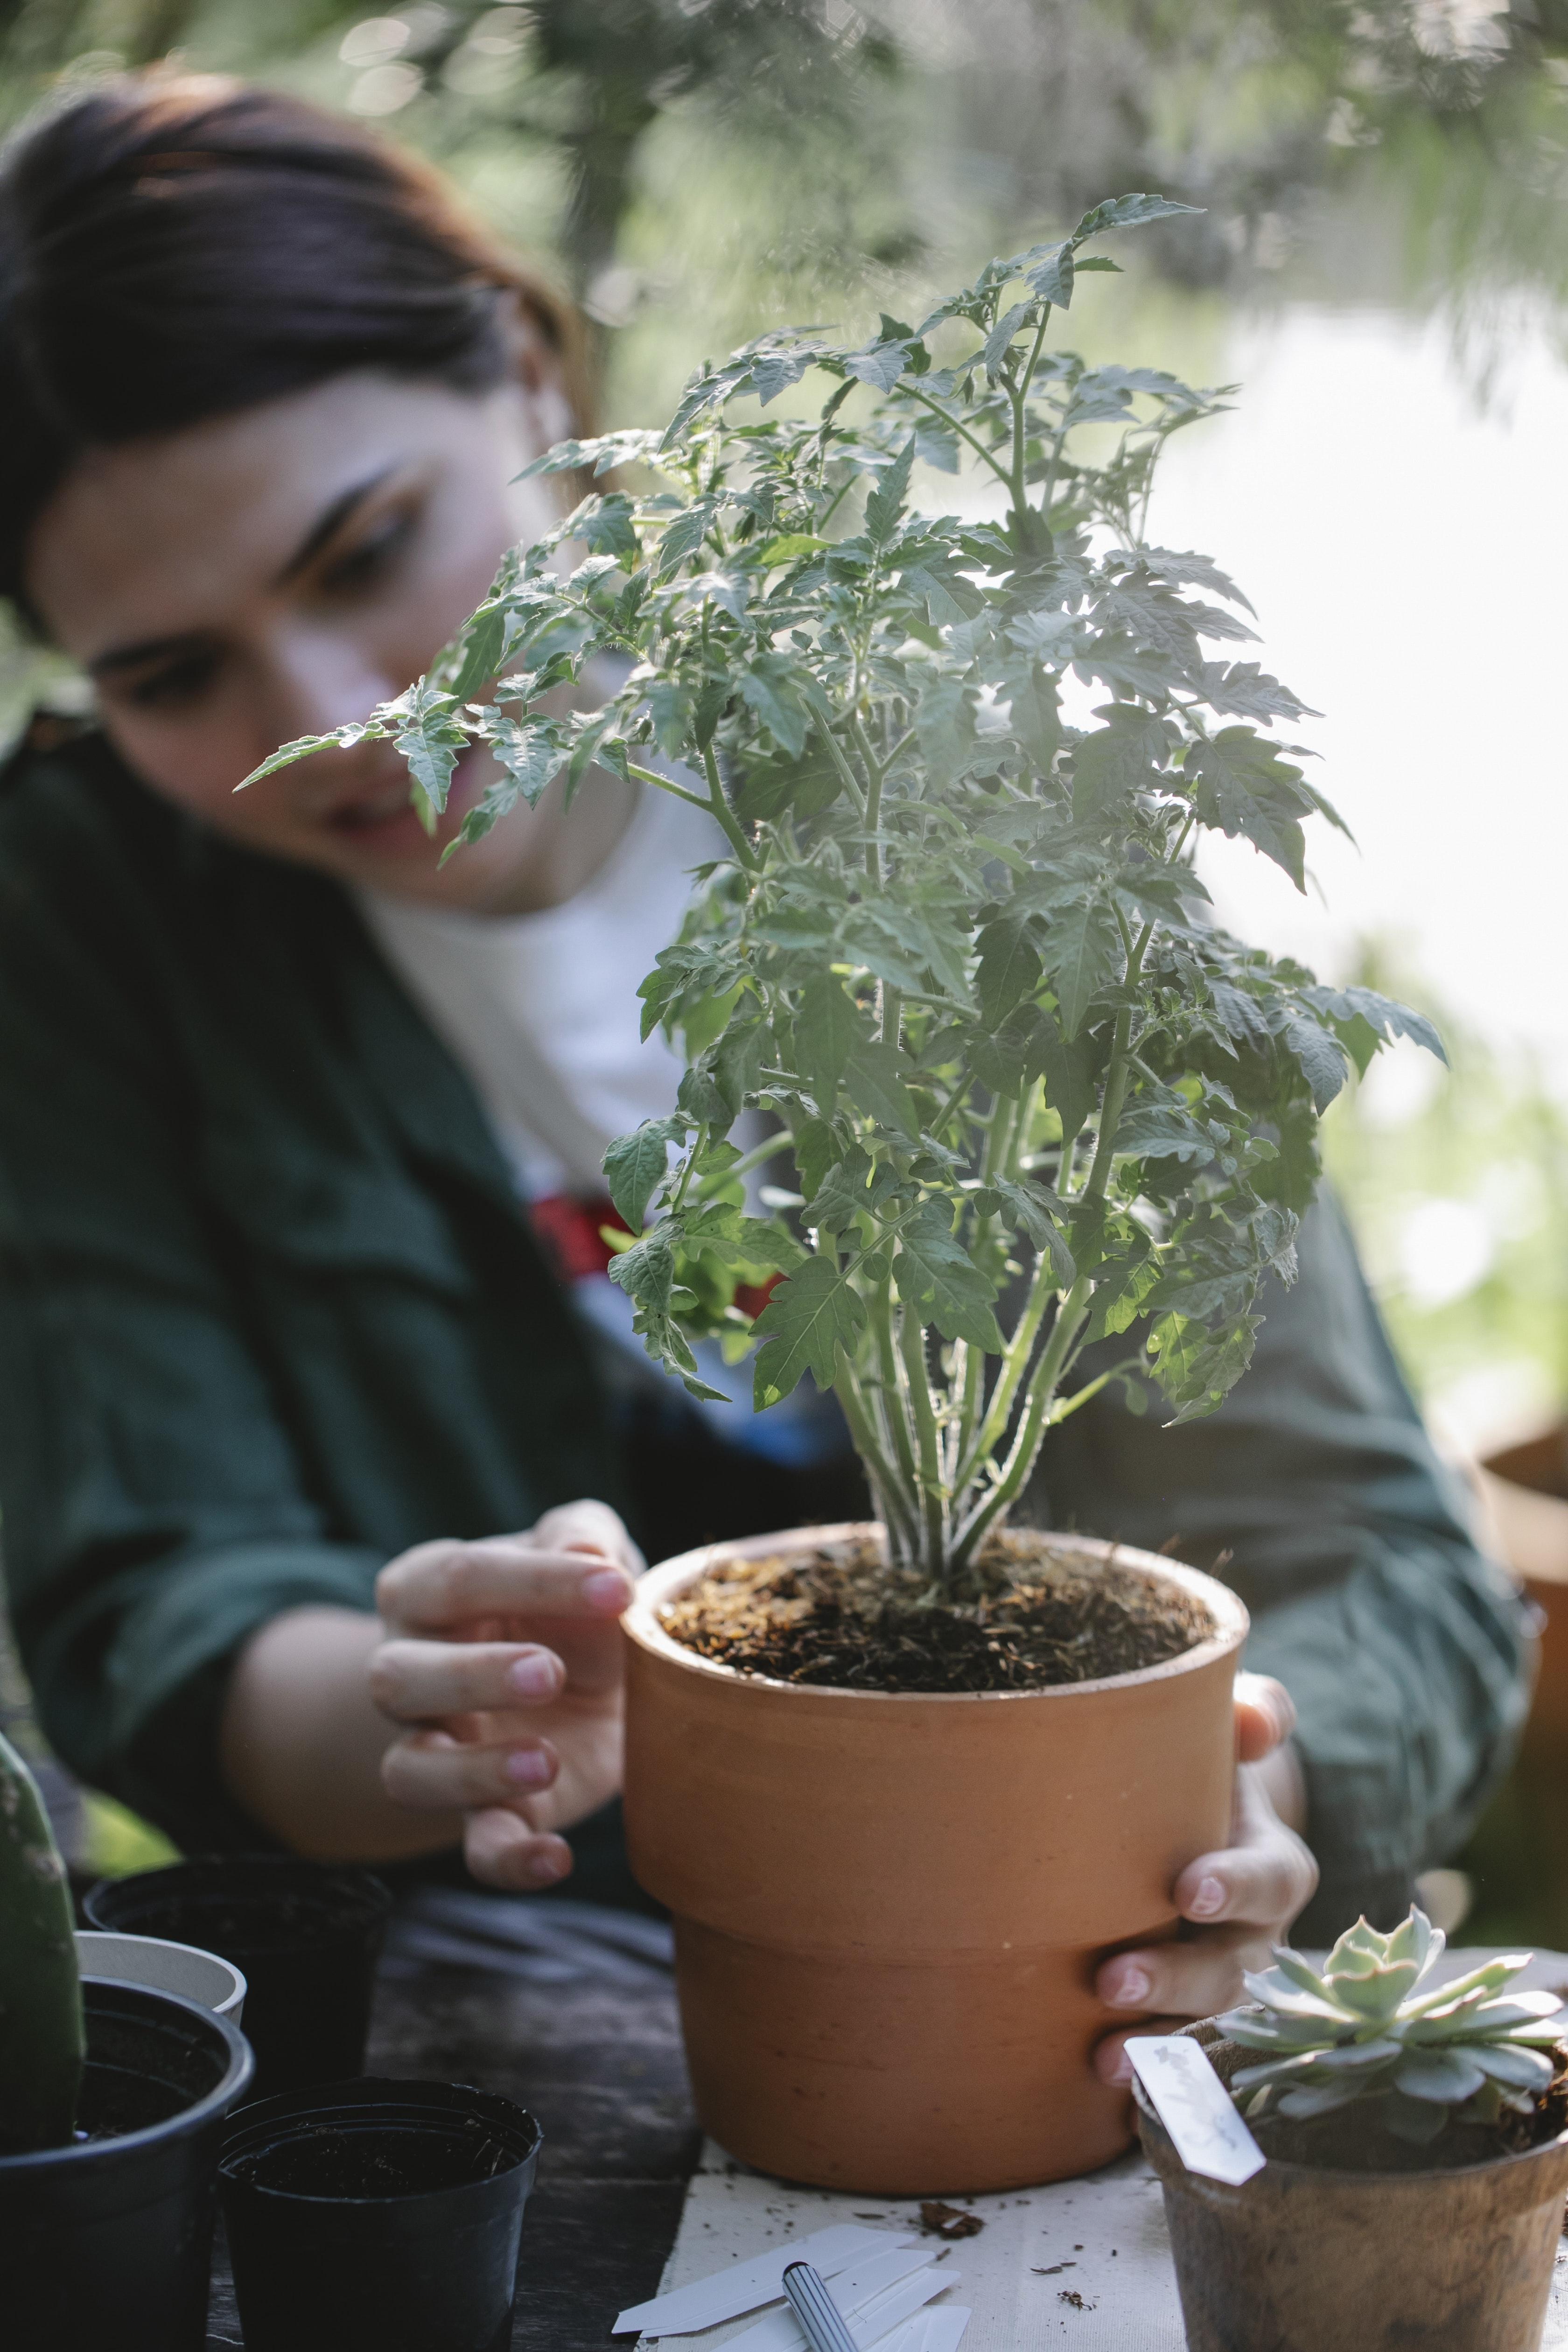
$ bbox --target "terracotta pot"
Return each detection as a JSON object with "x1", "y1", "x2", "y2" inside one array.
[
  {"x1": 623, "y1": 1522, "x2": 1246, "y2": 2194},
  {"x1": 1137, "y1": 2029, "x2": 1568, "y2": 2352}
]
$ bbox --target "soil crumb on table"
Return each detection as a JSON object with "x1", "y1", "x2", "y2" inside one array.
[{"x1": 658, "y1": 1530, "x2": 1211, "y2": 1693}]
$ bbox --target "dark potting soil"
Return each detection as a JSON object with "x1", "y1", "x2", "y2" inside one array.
[
  {"x1": 226, "y1": 2120, "x2": 519, "y2": 2199},
  {"x1": 660, "y1": 1530, "x2": 1211, "y2": 1694}
]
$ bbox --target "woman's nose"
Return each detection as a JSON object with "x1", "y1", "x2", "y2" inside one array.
[{"x1": 262, "y1": 623, "x2": 403, "y2": 743}]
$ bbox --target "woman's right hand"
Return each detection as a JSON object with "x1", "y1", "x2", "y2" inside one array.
[{"x1": 367, "y1": 1500, "x2": 642, "y2": 1889}]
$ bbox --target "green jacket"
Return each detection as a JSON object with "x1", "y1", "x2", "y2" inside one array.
[{"x1": 0, "y1": 728, "x2": 1532, "y2": 1937}]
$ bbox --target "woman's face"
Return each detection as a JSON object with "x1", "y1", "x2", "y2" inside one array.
[{"x1": 24, "y1": 349, "x2": 611, "y2": 912}]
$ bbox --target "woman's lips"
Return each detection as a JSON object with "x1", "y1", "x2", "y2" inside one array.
[{"x1": 320, "y1": 746, "x2": 485, "y2": 848}]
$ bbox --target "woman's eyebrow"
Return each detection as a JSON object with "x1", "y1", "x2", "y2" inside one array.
[
  {"x1": 86, "y1": 465, "x2": 402, "y2": 679},
  {"x1": 272, "y1": 463, "x2": 398, "y2": 586}
]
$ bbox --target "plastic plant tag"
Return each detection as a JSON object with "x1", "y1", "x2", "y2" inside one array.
[
  {"x1": 726, "y1": 2249, "x2": 936, "y2": 2351},
  {"x1": 725, "y1": 2259, "x2": 958, "y2": 2352},
  {"x1": 616, "y1": 2225, "x2": 906, "y2": 2336},
  {"x1": 1126, "y1": 2035, "x2": 1267, "y2": 2185}
]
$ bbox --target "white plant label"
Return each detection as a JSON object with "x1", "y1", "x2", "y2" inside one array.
[{"x1": 1126, "y1": 2035, "x2": 1267, "y2": 2185}]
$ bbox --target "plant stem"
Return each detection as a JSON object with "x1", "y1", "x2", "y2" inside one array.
[
  {"x1": 898, "y1": 1289, "x2": 949, "y2": 1579},
  {"x1": 871, "y1": 1275, "x2": 921, "y2": 1505},
  {"x1": 950, "y1": 1274, "x2": 1092, "y2": 1568},
  {"x1": 702, "y1": 745, "x2": 761, "y2": 872},
  {"x1": 900, "y1": 384, "x2": 1017, "y2": 498},
  {"x1": 835, "y1": 1361, "x2": 919, "y2": 1559}
]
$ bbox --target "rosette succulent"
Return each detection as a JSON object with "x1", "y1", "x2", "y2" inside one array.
[{"x1": 1220, "y1": 1908, "x2": 1565, "y2": 2144}]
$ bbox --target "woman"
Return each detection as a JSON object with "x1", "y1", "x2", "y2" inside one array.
[{"x1": 0, "y1": 73, "x2": 1528, "y2": 2084}]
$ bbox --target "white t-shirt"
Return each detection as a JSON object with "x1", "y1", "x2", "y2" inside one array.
[{"x1": 358, "y1": 785, "x2": 838, "y2": 1466}]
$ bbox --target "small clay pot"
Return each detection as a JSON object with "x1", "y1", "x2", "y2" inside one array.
[
  {"x1": 623, "y1": 1522, "x2": 1246, "y2": 2194},
  {"x1": 1136, "y1": 2030, "x2": 1568, "y2": 2351}
]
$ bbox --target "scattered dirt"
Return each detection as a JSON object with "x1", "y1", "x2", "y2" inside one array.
[
  {"x1": 920, "y1": 2200, "x2": 984, "y2": 2238},
  {"x1": 659, "y1": 1529, "x2": 1211, "y2": 1695},
  {"x1": 1497, "y1": 2049, "x2": 1568, "y2": 2156}
]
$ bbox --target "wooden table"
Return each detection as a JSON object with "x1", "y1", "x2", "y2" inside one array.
[{"x1": 203, "y1": 1938, "x2": 700, "y2": 2351}]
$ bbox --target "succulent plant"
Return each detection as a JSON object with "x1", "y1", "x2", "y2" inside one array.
[
  {"x1": 1218, "y1": 1908, "x2": 1565, "y2": 2146},
  {"x1": 0, "y1": 1728, "x2": 83, "y2": 2151}
]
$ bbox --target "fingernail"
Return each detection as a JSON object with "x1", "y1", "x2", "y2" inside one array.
[
  {"x1": 526, "y1": 1848, "x2": 567, "y2": 1884},
  {"x1": 583, "y1": 1567, "x2": 630, "y2": 1610},
  {"x1": 1188, "y1": 1876, "x2": 1226, "y2": 1919},
  {"x1": 508, "y1": 1654, "x2": 558, "y2": 1698},
  {"x1": 1106, "y1": 2046, "x2": 1134, "y2": 2086},
  {"x1": 504, "y1": 1747, "x2": 553, "y2": 1787},
  {"x1": 1106, "y1": 1964, "x2": 1151, "y2": 2009}
]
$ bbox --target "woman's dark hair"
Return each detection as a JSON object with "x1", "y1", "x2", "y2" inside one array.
[{"x1": 0, "y1": 71, "x2": 593, "y2": 606}]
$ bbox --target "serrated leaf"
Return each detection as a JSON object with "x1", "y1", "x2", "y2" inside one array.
[
  {"x1": 1042, "y1": 896, "x2": 1120, "y2": 1039},
  {"x1": 739, "y1": 654, "x2": 811, "y2": 758},
  {"x1": 602, "y1": 1118, "x2": 684, "y2": 1231},
  {"x1": 865, "y1": 437, "x2": 916, "y2": 547},
  {"x1": 751, "y1": 1256, "x2": 867, "y2": 1406},
  {"x1": 796, "y1": 973, "x2": 861, "y2": 1104},
  {"x1": 1072, "y1": 193, "x2": 1204, "y2": 241},
  {"x1": 896, "y1": 1204, "x2": 1004, "y2": 1351},
  {"x1": 845, "y1": 1040, "x2": 922, "y2": 1138},
  {"x1": 975, "y1": 912, "x2": 1042, "y2": 1027},
  {"x1": 1283, "y1": 1015, "x2": 1349, "y2": 1113}
]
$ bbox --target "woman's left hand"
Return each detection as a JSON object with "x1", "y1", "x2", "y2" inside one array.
[{"x1": 1092, "y1": 1672, "x2": 1318, "y2": 2086}]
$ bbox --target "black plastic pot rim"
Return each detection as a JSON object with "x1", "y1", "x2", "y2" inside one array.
[
  {"x1": 1134, "y1": 2076, "x2": 1568, "y2": 2188},
  {"x1": 219, "y1": 2079, "x2": 542, "y2": 2207},
  {"x1": 0, "y1": 1978, "x2": 254, "y2": 2178},
  {"x1": 85, "y1": 1855, "x2": 392, "y2": 1942}
]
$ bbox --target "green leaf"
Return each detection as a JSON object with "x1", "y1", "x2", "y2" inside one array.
[
  {"x1": 845, "y1": 1040, "x2": 922, "y2": 1138},
  {"x1": 976, "y1": 912, "x2": 1042, "y2": 1028},
  {"x1": 915, "y1": 674, "x2": 977, "y2": 786},
  {"x1": 1071, "y1": 193, "x2": 1203, "y2": 241},
  {"x1": 796, "y1": 974, "x2": 861, "y2": 1105},
  {"x1": 1283, "y1": 1015, "x2": 1350, "y2": 1113},
  {"x1": 896, "y1": 1204, "x2": 1005, "y2": 1351},
  {"x1": 483, "y1": 711, "x2": 568, "y2": 807},
  {"x1": 1034, "y1": 1006, "x2": 1097, "y2": 1143},
  {"x1": 1041, "y1": 897, "x2": 1120, "y2": 1040},
  {"x1": 739, "y1": 654, "x2": 811, "y2": 758},
  {"x1": 984, "y1": 1177, "x2": 1075, "y2": 1282},
  {"x1": 865, "y1": 437, "x2": 916, "y2": 547},
  {"x1": 1187, "y1": 728, "x2": 1315, "y2": 892},
  {"x1": 443, "y1": 602, "x2": 514, "y2": 707},
  {"x1": 1025, "y1": 242, "x2": 1073, "y2": 307},
  {"x1": 603, "y1": 1118, "x2": 684, "y2": 1231},
  {"x1": 752, "y1": 1256, "x2": 867, "y2": 1406},
  {"x1": 1071, "y1": 709, "x2": 1167, "y2": 821},
  {"x1": 607, "y1": 1228, "x2": 674, "y2": 1317}
]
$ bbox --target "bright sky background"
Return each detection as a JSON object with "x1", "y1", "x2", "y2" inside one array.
[{"x1": 1153, "y1": 304, "x2": 1568, "y2": 1093}]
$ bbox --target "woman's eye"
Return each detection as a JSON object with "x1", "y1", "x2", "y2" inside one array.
[
  {"x1": 123, "y1": 650, "x2": 221, "y2": 709},
  {"x1": 320, "y1": 507, "x2": 417, "y2": 595}
]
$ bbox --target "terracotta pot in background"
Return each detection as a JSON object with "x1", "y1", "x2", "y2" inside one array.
[{"x1": 623, "y1": 1523, "x2": 1246, "y2": 2195}]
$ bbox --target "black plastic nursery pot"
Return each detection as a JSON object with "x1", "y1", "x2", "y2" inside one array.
[
  {"x1": 218, "y1": 2076, "x2": 543, "y2": 2352},
  {"x1": 0, "y1": 1977, "x2": 254, "y2": 2352},
  {"x1": 86, "y1": 1853, "x2": 391, "y2": 2100}
]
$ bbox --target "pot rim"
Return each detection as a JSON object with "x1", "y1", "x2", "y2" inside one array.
[
  {"x1": 624, "y1": 1522, "x2": 1248, "y2": 1701},
  {"x1": 217, "y1": 2076, "x2": 543, "y2": 2205},
  {"x1": 1132, "y1": 2069, "x2": 1568, "y2": 2187},
  {"x1": 73, "y1": 1929, "x2": 247, "y2": 2020},
  {"x1": 0, "y1": 1978, "x2": 254, "y2": 2176}
]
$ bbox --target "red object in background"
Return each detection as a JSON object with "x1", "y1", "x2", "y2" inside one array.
[
  {"x1": 529, "y1": 1191, "x2": 630, "y2": 1282},
  {"x1": 528, "y1": 1191, "x2": 780, "y2": 1319}
]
